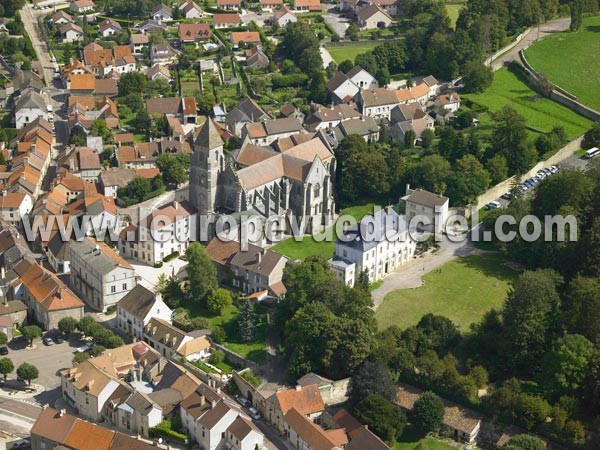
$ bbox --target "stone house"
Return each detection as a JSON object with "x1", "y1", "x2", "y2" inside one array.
[
  {"x1": 401, "y1": 185, "x2": 449, "y2": 236},
  {"x1": 266, "y1": 384, "x2": 325, "y2": 434},
  {"x1": 116, "y1": 284, "x2": 172, "y2": 341},
  {"x1": 69, "y1": 238, "x2": 137, "y2": 312}
]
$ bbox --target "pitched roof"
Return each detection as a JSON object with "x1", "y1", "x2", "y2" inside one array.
[
  {"x1": 30, "y1": 408, "x2": 77, "y2": 445},
  {"x1": 357, "y1": 3, "x2": 392, "y2": 21},
  {"x1": 69, "y1": 238, "x2": 133, "y2": 274},
  {"x1": 205, "y1": 237, "x2": 240, "y2": 265},
  {"x1": 229, "y1": 244, "x2": 288, "y2": 277},
  {"x1": 177, "y1": 336, "x2": 211, "y2": 357},
  {"x1": 332, "y1": 408, "x2": 363, "y2": 437},
  {"x1": 231, "y1": 31, "x2": 260, "y2": 45},
  {"x1": 274, "y1": 384, "x2": 324, "y2": 415},
  {"x1": 360, "y1": 87, "x2": 399, "y2": 107},
  {"x1": 294, "y1": 0, "x2": 322, "y2": 10},
  {"x1": 19, "y1": 262, "x2": 84, "y2": 311},
  {"x1": 194, "y1": 118, "x2": 224, "y2": 150},
  {"x1": 345, "y1": 426, "x2": 391, "y2": 450},
  {"x1": 212, "y1": 13, "x2": 241, "y2": 24},
  {"x1": 227, "y1": 415, "x2": 259, "y2": 440},
  {"x1": 70, "y1": 73, "x2": 95, "y2": 91},
  {"x1": 145, "y1": 317, "x2": 187, "y2": 350},
  {"x1": 274, "y1": 5, "x2": 295, "y2": 18},
  {"x1": 99, "y1": 18, "x2": 122, "y2": 32},
  {"x1": 130, "y1": 33, "x2": 149, "y2": 44},
  {"x1": 405, "y1": 188, "x2": 448, "y2": 207},
  {"x1": 180, "y1": 384, "x2": 227, "y2": 419},
  {"x1": 146, "y1": 97, "x2": 197, "y2": 116},
  {"x1": 117, "y1": 284, "x2": 159, "y2": 320},
  {"x1": 283, "y1": 407, "x2": 337, "y2": 450},
  {"x1": 63, "y1": 419, "x2": 115, "y2": 450},
  {"x1": 395, "y1": 82, "x2": 429, "y2": 103},
  {"x1": 178, "y1": 23, "x2": 211, "y2": 41}
]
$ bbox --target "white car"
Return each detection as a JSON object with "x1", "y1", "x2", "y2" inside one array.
[
  {"x1": 236, "y1": 395, "x2": 250, "y2": 407},
  {"x1": 248, "y1": 407, "x2": 262, "y2": 420}
]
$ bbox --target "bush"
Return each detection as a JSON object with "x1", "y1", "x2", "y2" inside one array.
[
  {"x1": 149, "y1": 420, "x2": 188, "y2": 443},
  {"x1": 210, "y1": 349, "x2": 225, "y2": 365},
  {"x1": 212, "y1": 326, "x2": 227, "y2": 344},
  {"x1": 163, "y1": 251, "x2": 179, "y2": 262},
  {"x1": 154, "y1": 262, "x2": 164, "y2": 268},
  {"x1": 241, "y1": 369, "x2": 261, "y2": 388}
]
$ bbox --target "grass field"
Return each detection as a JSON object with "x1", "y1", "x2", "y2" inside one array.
[
  {"x1": 270, "y1": 204, "x2": 377, "y2": 261},
  {"x1": 177, "y1": 302, "x2": 267, "y2": 363},
  {"x1": 463, "y1": 68, "x2": 593, "y2": 139},
  {"x1": 525, "y1": 15, "x2": 600, "y2": 112},
  {"x1": 394, "y1": 426, "x2": 460, "y2": 450},
  {"x1": 375, "y1": 253, "x2": 519, "y2": 331},
  {"x1": 326, "y1": 43, "x2": 379, "y2": 64},
  {"x1": 445, "y1": 2, "x2": 464, "y2": 28}
]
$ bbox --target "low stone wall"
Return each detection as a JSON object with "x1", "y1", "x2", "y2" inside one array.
[
  {"x1": 232, "y1": 369, "x2": 268, "y2": 415},
  {"x1": 519, "y1": 50, "x2": 600, "y2": 121},
  {"x1": 485, "y1": 28, "x2": 532, "y2": 68},
  {"x1": 182, "y1": 361, "x2": 227, "y2": 389},
  {"x1": 319, "y1": 377, "x2": 350, "y2": 406},
  {"x1": 474, "y1": 136, "x2": 584, "y2": 210},
  {"x1": 212, "y1": 342, "x2": 259, "y2": 371}
]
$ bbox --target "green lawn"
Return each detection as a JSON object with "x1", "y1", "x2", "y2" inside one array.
[
  {"x1": 525, "y1": 15, "x2": 600, "y2": 112},
  {"x1": 394, "y1": 426, "x2": 461, "y2": 450},
  {"x1": 178, "y1": 302, "x2": 267, "y2": 364},
  {"x1": 325, "y1": 43, "x2": 379, "y2": 64},
  {"x1": 270, "y1": 203, "x2": 378, "y2": 261},
  {"x1": 376, "y1": 253, "x2": 519, "y2": 331},
  {"x1": 445, "y1": 2, "x2": 464, "y2": 28},
  {"x1": 463, "y1": 68, "x2": 593, "y2": 139}
]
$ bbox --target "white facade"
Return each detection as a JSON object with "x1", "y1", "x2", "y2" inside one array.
[
  {"x1": 63, "y1": 28, "x2": 83, "y2": 42},
  {"x1": 329, "y1": 208, "x2": 416, "y2": 287},
  {"x1": 347, "y1": 68, "x2": 378, "y2": 89},
  {"x1": 0, "y1": 193, "x2": 33, "y2": 224},
  {"x1": 69, "y1": 239, "x2": 137, "y2": 312},
  {"x1": 119, "y1": 202, "x2": 197, "y2": 265},
  {"x1": 117, "y1": 290, "x2": 172, "y2": 341},
  {"x1": 15, "y1": 106, "x2": 49, "y2": 129},
  {"x1": 403, "y1": 186, "x2": 449, "y2": 236}
]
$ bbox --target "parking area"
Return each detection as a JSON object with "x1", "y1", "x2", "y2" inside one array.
[
  {"x1": 324, "y1": 6, "x2": 349, "y2": 37},
  {"x1": 6, "y1": 333, "x2": 90, "y2": 390}
]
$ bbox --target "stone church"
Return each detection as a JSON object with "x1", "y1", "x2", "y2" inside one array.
[{"x1": 189, "y1": 119, "x2": 336, "y2": 239}]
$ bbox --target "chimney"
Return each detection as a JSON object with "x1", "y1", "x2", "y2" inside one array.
[
  {"x1": 59, "y1": 408, "x2": 66, "y2": 417},
  {"x1": 295, "y1": 385, "x2": 301, "y2": 392},
  {"x1": 173, "y1": 200, "x2": 178, "y2": 210},
  {"x1": 200, "y1": 395, "x2": 206, "y2": 407},
  {"x1": 216, "y1": 387, "x2": 221, "y2": 394},
  {"x1": 256, "y1": 251, "x2": 261, "y2": 264},
  {"x1": 385, "y1": 205, "x2": 393, "y2": 214},
  {"x1": 211, "y1": 400, "x2": 217, "y2": 409}
]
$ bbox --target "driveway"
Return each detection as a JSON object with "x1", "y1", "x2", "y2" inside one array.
[
  {"x1": 491, "y1": 18, "x2": 571, "y2": 70},
  {"x1": 324, "y1": 6, "x2": 349, "y2": 37},
  {"x1": 320, "y1": 46, "x2": 334, "y2": 68}
]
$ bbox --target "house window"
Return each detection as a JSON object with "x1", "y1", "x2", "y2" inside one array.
[
  {"x1": 122, "y1": 283, "x2": 127, "y2": 291},
  {"x1": 111, "y1": 286, "x2": 116, "y2": 293}
]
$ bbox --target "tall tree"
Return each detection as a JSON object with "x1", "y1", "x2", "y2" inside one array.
[
  {"x1": 16, "y1": 363, "x2": 39, "y2": 385},
  {"x1": 491, "y1": 105, "x2": 537, "y2": 175},
  {"x1": 353, "y1": 394, "x2": 407, "y2": 445},
  {"x1": 237, "y1": 300, "x2": 258, "y2": 342},
  {"x1": 411, "y1": 391, "x2": 445, "y2": 435},
  {"x1": 0, "y1": 357, "x2": 13, "y2": 381},
  {"x1": 570, "y1": 0, "x2": 583, "y2": 31},
  {"x1": 185, "y1": 242, "x2": 217, "y2": 300},
  {"x1": 502, "y1": 269, "x2": 563, "y2": 372},
  {"x1": 348, "y1": 360, "x2": 396, "y2": 405}
]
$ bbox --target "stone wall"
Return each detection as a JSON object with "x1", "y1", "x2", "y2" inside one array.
[
  {"x1": 485, "y1": 28, "x2": 532, "y2": 68},
  {"x1": 212, "y1": 342, "x2": 259, "y2": 371},
  {"x1": 474, "y1": 136, "x2": 584, "y2": 210},
  {"x1": 518, "y1": 50, "x2": 600, "y2": 121}
]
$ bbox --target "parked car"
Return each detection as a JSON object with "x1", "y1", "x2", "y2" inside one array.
[
  {"x1": 76, "y1": 342, "x2": 93, "y2": 353},
  {"x1": 43, "y1": 337, "x2": 54, "y2": 346},
  {"x1": 248, "y1": 407, "x2": 262, "y2": 420},
  {"x1": 54, "y1": 335, "x2": 65, "y2": 344},
  {"x1": 501, "y1": 192, "x2": 511, "y2": 200},
  {"x1": 0, "y1": 346, "x2": 8, "y2": 355},
  {"x1": 487, "y1": 201, "x2": 501, "y2": 210},
  {"x1": 236, "y1": 395, "x2": 250, "y2": 407}
]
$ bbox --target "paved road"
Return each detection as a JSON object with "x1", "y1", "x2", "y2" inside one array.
[
  {"x1": 324, "y1": 5, "x2": 349, "y2": 37},
  {"x1": 491, "y1": 18, "x2": 571, "y2": 70},
  {"x1": 0, "y1": 397, "x2": 42, "y2": 435},
  {"x1": 21, "y1": 3, "x2": 58, "y2": 85}
]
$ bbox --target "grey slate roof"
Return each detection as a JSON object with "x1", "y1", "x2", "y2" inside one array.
[
  {"x1": 68, "y1": 238, "x2": 133, "y2": 275},
  {"x1": 336, "y1": 207, "x2": 408, "y2": 252},
  {"x1": 194, "y1": 118, "x2": 224, "y2": 150},
  {"x1": 117, "y1": 284, "x2": 157, "y2": 321},
  {"x1": 16, "y1": 89, "x2": 47, "y2": 111},
  {"x1": 405, "y1": 188, "x2": 448, "y2": 208}
]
